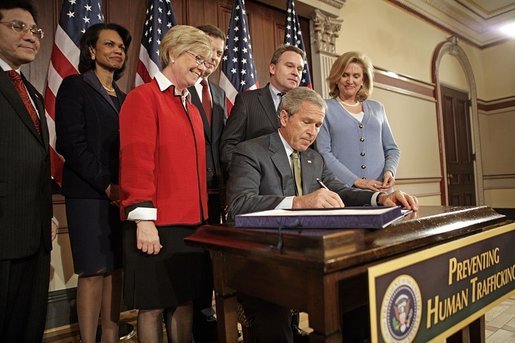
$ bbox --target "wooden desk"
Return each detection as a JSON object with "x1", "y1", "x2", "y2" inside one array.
[{"x1": 185, "y1": 206, "x2": 507, "y2": 342}]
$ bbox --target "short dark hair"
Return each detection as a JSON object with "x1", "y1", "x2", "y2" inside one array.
[
  {"x1": 78, "y1": 23, "x2": 132, "y2": 80},
  {"x1": 0, "y1": 0, "x2": 38, "y2": 22},
  {"x1": 270, "y1": 44, "x2": 305, "y2": 65},
  {"x1": 197, "y1": 24, "x2": 225, "y2": 41}
]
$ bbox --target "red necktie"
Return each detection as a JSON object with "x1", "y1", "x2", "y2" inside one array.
[
  {"x1": 6, "y1": 70, "x2": 41, "y2": 135},
  {"x1": 200, "y1": 79, "x2": 212, "y2": 125}
]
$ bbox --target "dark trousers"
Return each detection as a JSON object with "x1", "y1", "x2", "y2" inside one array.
[
  {"x1": 238, "y1": 294, "x2": 293, "y2": 343},
  {"x1": 0, "y1": 244, "x2": 50, "y2": 342},
  {"x1": 192, "y1": 192, "x2": 221, "y2": 340}
]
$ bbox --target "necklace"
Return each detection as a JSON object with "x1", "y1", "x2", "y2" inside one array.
[
  {"x1": 337, "y1": 97, "x2": 360, "y2": 107},
  {"x1": 102, "y1": 84, "x2": 115, "y2": 93}
]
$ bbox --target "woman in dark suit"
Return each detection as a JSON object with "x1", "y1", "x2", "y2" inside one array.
[{"x1": 55, "y1": 23, "x2": 131, "y2": 343}]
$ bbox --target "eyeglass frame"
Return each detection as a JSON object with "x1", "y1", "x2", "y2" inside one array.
[
  {"x1": 0, "y1": 20, "x2": 44, "y2": 39},
  {"x1": 184, "y1": 50, "x2": 209, "y2": 67}
]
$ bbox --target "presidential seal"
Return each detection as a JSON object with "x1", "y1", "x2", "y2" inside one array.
[{"x1": 380, "y1": 274, "x2": 422, "y2": 342}]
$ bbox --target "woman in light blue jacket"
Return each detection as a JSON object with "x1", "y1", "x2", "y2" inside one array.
[{"x1": 317, "y1": 51, "x2": 400, "y2": 193}]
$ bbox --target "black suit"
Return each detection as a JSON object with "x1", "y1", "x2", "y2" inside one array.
[
  {"x1": 189, "y1": 80, "x2": 227, "y2": 220},
  {"x1": 188, "y1": 80, "x2": 227, "y2": 341},
  {"x1": 220, "y1": 83, "x2": 278, "y2": 173},
  {"x1": 0, "y1": 68, "x2": 52, "y2": 341},
  {"x1": 56, "y1": 70, "x2": 125, "y2": 199}
]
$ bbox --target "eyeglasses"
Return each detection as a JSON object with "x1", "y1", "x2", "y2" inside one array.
[
  {"x1": 0, "y1": 20, "x2": 44, "y2": 39},
  {"x1": 185, "y1": 51, "x2": 207, "y2": 67}
]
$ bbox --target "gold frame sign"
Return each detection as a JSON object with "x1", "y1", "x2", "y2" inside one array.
[{"x1": 368, "y1": 222, "x2": 515, "y2": 342}]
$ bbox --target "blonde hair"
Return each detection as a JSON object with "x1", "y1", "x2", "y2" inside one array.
[
  {"x1": 326, "y1": 51, "x2": 374, "y2": 101},
  {"x1": 159, "y1": 25, "x2": 212, "y2": 68}
]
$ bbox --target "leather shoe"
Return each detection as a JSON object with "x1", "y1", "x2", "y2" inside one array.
[{"x1": 292, "y1": 324, "x2": 310, "y2": 343}]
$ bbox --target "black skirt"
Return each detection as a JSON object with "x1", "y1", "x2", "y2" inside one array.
[
  {"x1": 122, "y1": 222, "x2": 206, "y2": 310},
  {"x1": 66, "y1": 198, "x2": 122, "y2": 276}
]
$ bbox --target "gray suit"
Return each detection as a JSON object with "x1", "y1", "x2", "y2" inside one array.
[
  {"x1": 226, "y1": 131, "x2": 375, "y2": 220},
  {"x1": 220, "y1": 83, "x2": 278, "y2": 173},
  {"x1": 226, "y1": 131, "x2": 376, "y2": 341}
]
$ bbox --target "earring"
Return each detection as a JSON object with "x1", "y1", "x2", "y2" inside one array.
[
  {"x1": 91, "y1": 55, "x2": 95, "y2": 60},
  {"x1": 171, "y1": 60, "x2": 175, "y2": 64}
]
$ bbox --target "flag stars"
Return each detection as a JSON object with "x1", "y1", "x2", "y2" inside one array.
[
  {"x1": 68, "y1": 0, "x2": 77, "y2": 4},
  {"x1": 66, "y1": 11, "x2": 75, "y2": 18},
  {"x1": 83, "y1": 16, "x2": 90, "y2": 24},
  {"x1": 84, "y1": 4, "x2": 92, "y2": 11}
]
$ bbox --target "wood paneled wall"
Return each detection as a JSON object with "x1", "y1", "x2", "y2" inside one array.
[{"x1": 27, "y1": 0, "x2": 311, "y2": 95}]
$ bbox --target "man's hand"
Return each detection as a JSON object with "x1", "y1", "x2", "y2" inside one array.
[
  {"x1": 136, "y1": 221, "x2": 162, "y2": 255},
  {"x1": 378, "y1": 190, "x2": 419, "y2": 211},
  {"x1": 292, "y1": 188, "x2": 345, "y2": 209}
]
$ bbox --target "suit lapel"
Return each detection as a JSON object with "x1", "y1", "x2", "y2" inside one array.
[
  {"x1": 0, "y1": 70, "x2": 44, "y2": 144},
  {"x1": 258, "y1": 84, "x2": 279, "y2": 129},
  {"x1": 300, "y1": 149, "x2": 317, "y2": 195},
  {"x1": 83, "y1": 70, "x2": 121, "y2": 114},
  {"x1": 268, "y1": 133, "x2": 296, "y2": 196},
  {"x1": 188, "y1": 85, "x2": 212, "y2": 144},
  {"x1": 23, "y1": 77, "x2": 48, "y2": 149},
  {"x1": 210, "y1": 82, "x2": 225, "y2": 139}
]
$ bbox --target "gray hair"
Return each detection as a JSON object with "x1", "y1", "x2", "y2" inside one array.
[{"x1": 280, "y1": 87, "x2": 327, "y2": 115}]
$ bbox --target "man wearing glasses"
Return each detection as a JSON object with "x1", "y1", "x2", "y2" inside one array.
[{"x1": 0, "y1": 1, "x2": 56, "y2": 341}]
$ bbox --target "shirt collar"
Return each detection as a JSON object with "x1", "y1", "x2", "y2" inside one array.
[
  {"x1": 154, "y1": 71, "x2": 191, "y2": 99},
  {"x1": 0, "y1": 57, "x2": 17, "y2": 73},
  {"x1": 278, "y1": 130, "x2": 295, "y2": 161}
]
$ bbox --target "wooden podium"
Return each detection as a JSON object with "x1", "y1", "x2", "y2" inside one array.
[{"x1": 185, "y1": 206, "x2": 508, "y2": 342}]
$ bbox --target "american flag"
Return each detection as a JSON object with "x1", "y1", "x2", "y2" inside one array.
[
  {"x1": 135, "y1": 0, "x2": 176, "y2": 86},
  {"x1": 219, "y1": 0, "x2": 258, "y2": 113},
  {"x1": 45, "y1": 0, "x2": 104, "y2": 186},
  {"x1": 284, "y1": 0, "x2": 312, "y2": 88}
]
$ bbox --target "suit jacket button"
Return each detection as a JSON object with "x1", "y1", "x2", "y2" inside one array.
[{"x1": 361, "y1": 165, "x2": 366, "y2": 169}]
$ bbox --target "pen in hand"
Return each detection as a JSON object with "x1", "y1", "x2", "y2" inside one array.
[{"x1": 316, "y1": 178, "x2": 329, "y2": 190}]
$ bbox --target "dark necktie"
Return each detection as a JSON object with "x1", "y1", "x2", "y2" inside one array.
[
  {"x1": 291, "y1": 151, "x2": 303, "y2": 196},
  {"x1": 6, "y1": 70, "x2": 40, "y2": 135},
  {"x1": 200, "y1": 79, "x2": 212, "y2": 125},
  {"x1": 277, "y1": 92, "x2": 284, "y2": 112}
]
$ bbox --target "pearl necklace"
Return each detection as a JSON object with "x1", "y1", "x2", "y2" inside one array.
[
  {"x1": 102, "y1": 84, "x2": 115, "y2": 93},
  {"x1": 337, "y1": 97, "x2": 360, "y2": 107}
]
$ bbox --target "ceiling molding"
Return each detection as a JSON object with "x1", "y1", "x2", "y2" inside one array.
[{"x1": 390, "y1": 0, "x2": 515, "y2": 47}]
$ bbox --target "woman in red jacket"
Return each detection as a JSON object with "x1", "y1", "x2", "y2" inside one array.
[{"x1": 119, "y1": 25, "x2": 211, "y2": 342}]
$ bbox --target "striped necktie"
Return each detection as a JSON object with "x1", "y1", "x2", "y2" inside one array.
[{"x1": 6, "y1": 70, "x2": 40, "y2": 135}]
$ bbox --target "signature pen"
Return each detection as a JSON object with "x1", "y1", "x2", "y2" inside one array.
[{"x1": 316, "y1": 177, "x2": 329, "y2": 190}]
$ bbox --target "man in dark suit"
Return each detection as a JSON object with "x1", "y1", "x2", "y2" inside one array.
[
  {"x1": 226, "y1": 87, "x2": 418, "y2": 342},
  {"x1": 0, "y1": 1, "x2": 57, "y2": 341},
  {"x1": 220, "y1": 44, "x2": 306, "y2": 174},
  {"x1": 187, "y1": 24, "x2": 227, "y2": 343},
  {"x1": 220, "y1": 44, "x2": 308, "y2": 339}
]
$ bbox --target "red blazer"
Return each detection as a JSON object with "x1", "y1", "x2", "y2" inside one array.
[{"x1": 120, "y1": 79, "x2": 208, "y2": 226}]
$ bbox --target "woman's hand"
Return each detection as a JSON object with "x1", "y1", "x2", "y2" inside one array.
[
  {"x1": 105, "y1": 184, "x2": 120, "y2": 207},
  {"x1": 136, "y1": 221, "x2": 162, "y2": 255},
  {"x1": 354, "y1": 178, "x2": 385, "y2": 192},
  {"x1": 382, "y1": 171, "x2": 395, "y2": 189}
]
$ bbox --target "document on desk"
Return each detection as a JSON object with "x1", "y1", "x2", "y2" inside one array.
[{"x1": 235, "y1": 206, "x2": 406, "y2": 229}]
